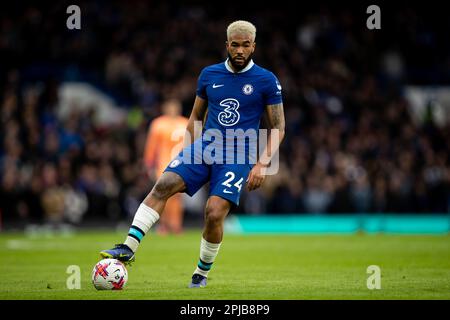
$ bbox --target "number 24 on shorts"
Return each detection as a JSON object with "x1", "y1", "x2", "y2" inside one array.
[{"x1": 222, "y1": 171, "x2": 243, "y2": 193}]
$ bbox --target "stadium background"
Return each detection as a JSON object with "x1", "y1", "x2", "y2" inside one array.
[{"x1": 0, "y1": 0, "x2": 449, "y2": 231}]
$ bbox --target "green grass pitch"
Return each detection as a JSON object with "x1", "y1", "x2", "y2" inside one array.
[{"x1": 0, "y1": 230, "x2": 449, "y2": 299}]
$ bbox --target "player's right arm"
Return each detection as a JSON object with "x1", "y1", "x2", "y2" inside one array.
[{"x1": 183, "y1": 95, "x2": 207, "y2": 147}]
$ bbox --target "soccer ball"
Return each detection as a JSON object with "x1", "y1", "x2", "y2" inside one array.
[{"x1": 92, "y1": 258, "x2": 128, "y2": 290}]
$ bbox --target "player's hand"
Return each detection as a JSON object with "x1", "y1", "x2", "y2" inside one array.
[{"x1": 246, "y1": 162, "x2": 267, "y2": 191}]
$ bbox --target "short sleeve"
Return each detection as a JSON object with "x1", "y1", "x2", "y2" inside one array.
[
  {"x1": 264, "y1": 72, "x2": 283, "y2": 105},
  {"x1": 196, "y1": 68, "x2": 208, "y2": 99}
]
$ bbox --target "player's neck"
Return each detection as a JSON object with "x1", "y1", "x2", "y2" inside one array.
[
  {"x1": 227, "y1": 60, "x2": 240, "y2": 73},
  {"x1": 226, "y1": 59, "x2": 254, "y2": 73}
]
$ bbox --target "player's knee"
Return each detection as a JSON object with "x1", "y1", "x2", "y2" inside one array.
[
  {"x1": 205, "y1": 204, "x2": 228, "y2": 226},
  {"x1": 150, "y1": 179, "x2": 174, "y2": 201},
  {"x1": 205, "y1": 210, "x2": 223, "y2": 226}
]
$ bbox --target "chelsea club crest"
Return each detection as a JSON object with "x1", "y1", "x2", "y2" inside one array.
[{"x1": 242, "y1": 84, "x2": 253, "y2": 95}]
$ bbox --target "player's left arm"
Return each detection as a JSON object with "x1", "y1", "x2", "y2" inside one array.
[{"x1": 247, "y1": 102, "x2": 285, "y2": 191}]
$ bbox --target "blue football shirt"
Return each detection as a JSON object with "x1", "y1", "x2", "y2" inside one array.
[
  {"x1": 196, "y1": 59, "x2": 283, "y2": 133},
  {"x1": 195, "y1": 59, "x2": 283, "y2": 164}
]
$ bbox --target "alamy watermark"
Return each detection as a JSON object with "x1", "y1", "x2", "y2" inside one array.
[
  {"x1": 66, "y1": 265, "x2": 81, "y2": 289},
  {"x1": 366, "y1": 265, "x2": 381, "y2": 289},
  {"x1": 168, "y1": 121, "x2": 281, "y2": 175},
  {"x1": 66, "y1": 5, "x2": 81, "y2": 30},
  {"x1": 366, "y1": 5, "x2": 381, "y2": 30},
  {"x1": 67, "y1": 5, "x2": 380, "y2": 31}
]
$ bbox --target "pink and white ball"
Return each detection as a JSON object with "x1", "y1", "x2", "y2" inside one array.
[{"x1": 92, "y1": 258, "x2": 128, "y2": 290}]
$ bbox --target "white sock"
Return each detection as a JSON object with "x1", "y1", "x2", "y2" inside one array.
[
  {"x1": 193, "y1": 237, "x2": 221, "y2": 277},
  {"x1": 124, "y1": 203, "x2": 160, "y2": 252}
]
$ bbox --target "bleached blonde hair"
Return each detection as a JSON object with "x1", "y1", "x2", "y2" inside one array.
[{"x1": 227, "y1": 20, "x2": 256, "y2": 42}]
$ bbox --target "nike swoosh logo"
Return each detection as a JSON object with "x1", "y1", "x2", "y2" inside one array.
[
  {"x1": 223, "y1": 189, "x2": 233, "y2": 194},
  {"x1": 212, "y1": 84, "x2": 224, "y2": 88}
]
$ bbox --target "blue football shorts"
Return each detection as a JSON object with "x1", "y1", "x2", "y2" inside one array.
[{"x1": 164, "y1": 139, "x2": 252, "y2": 206}]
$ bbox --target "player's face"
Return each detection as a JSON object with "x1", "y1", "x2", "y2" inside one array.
[{"x1": 226, "y1": 33, "x2": 255, "y2": 71}]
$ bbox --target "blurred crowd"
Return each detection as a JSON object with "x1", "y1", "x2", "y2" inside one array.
[{"x1": 0, "y1": 1, "x2": 449, "y2": 226}]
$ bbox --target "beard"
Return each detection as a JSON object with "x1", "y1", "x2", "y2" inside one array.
[{"x1": 227, "y1": 52, "x2": 253, "y2": 71}]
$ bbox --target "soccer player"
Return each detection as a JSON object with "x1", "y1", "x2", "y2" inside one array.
[
  {"x1": 143, "y1": 98, "x2": 188, "y2": 235},
  {"x1": 101, "y1": 20, "x2": 285, "y2": 288}
]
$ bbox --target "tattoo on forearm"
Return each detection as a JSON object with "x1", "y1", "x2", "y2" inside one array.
[{"x1": 267, "y1": 103, "x2": 285, "y2": 130}]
